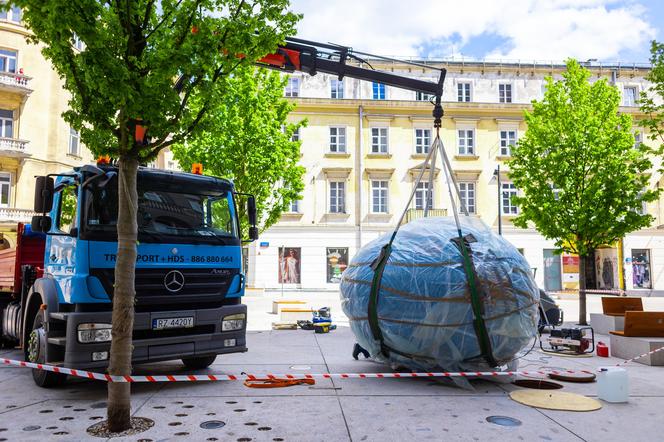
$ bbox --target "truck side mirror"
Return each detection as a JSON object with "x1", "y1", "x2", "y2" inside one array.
[
  {"x1": 31, "y1": 215, "x2": 52, "y2": 233},
  {"x1": 247, "y1": 196, "x2": 257, "y2": 227},
  {"x1": 248, "y1": 226, "x2": 259, "y2": 241},
  {"x1": 34, "y1": 176, "x2": 54, "y2": 213}
]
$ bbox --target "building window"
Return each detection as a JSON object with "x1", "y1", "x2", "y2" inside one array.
[
  {"x1": 167, "y1": 160, "x2": 177, "y2": 170},
  {"x1": 284, "y1": 77, "x2": 300, "y2": 97},
  {"x1": 457, "y1": 129, "x2": 474, "y2": 155},
  {"x1": 631, "y1": 249, "x2": 651, "y2": 289},
  {"x1": 329, "y1": 127, "x2": 346, "y2": 152},
  {"x1": 499, "y1": 83, "x2": 512, "y2": 103},
  {"x1": 372, "y1": 82, "x2": 386, "y2": 100},
  {"x1": 634, "y1": 131, "x2": 642, "y2": 147},
  {"x1": 331, "y1": 79, "x2": 344, "y2": 99},
  {"x1": 289, "y1": 199, "x2": 301, "y2": 213},
  {"x1": 499, "y1": 130, "x2": 517, "y2": 156},
  {"x1": 458, "y1": 182, "x2": 476, "y2": 214},
  {"x1": 69, "y1": 127, "x2": 80, "y2": 156},
  {"x1": 326, "y1": 247, "x2": 349, "y2": 283},
  {"x1": 371, "y1": 127, "x2": 388, "y2": 153},
  {"x1": 0, "y1": 173, "x2": 10, "y2": 208},
  {"x1": 371, "y1": 180, "x2": 388, "y2": 213},
  {"x1": 0, "y1": 109, "x2": 13, "y2": 138},
  {"x1": 414, "y1": 128, "x2": 431, "y2": 154},
  {"x1": 501, "y1": 182, "x2": 518, "y2": 214},
  {"x1": 329, "y1": 181, "x2": 345, "y2": 213},
  {"x1": 0, "y1": 49, "x2": 17, "y2": 74},
  {"x1": 458, "y1": 82, "x2": 471, "y2": 102},
  {"x1": 414, "y1": 181, "x2": 433, "y2": 210},
  {"x1": 0, "y1": 5, "x2": 21, "y2": 23},
  {"x1": 73, "y1": 33, "x2": 84, "y2": 51},
  {"x1": 416, "y1": 91, "x2": 434, "y2": 101},
  {"x1": 291, "y1": 127, "x2": 300, "y2": 142},
  {"x1": 623, "y1": 86, "x2": 637, "y2": 107}
]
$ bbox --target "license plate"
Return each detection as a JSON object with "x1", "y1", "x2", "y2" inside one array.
[{"x1": 152, "y1": 317, "x2": 194, "y2": 330}]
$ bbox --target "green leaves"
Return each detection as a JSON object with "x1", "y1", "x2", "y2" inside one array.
[
  {"x1": 639, "y1": 41, "x2": 664, "y2": 153},
  {"x1": 171, "y1": 67, "x2": 305, "y2": 236},
  {"x1": 508, "y1": 59, "x2": 659, "y2": 256},
  {"x1": 9, "y1": 0, "x2": 300, "y2": 159}
]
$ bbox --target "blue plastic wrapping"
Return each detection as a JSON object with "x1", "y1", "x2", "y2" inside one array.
[{"x1": 340, "y1": 216, "x2": 539, "y2": 375}]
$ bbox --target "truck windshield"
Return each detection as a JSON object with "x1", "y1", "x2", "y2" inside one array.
[{"x1": 83, "y1": 175, "x2": 239, "y2": 244}]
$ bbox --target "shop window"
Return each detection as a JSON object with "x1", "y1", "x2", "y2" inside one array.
[
  {"x1": 326, "y1": 247, "x2": 348, "y2": 283},
  {"x1": 631, "y1": 249, "x2": 652, "y2": 289}
]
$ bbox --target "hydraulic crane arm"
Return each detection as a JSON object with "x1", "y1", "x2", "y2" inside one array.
[{"x1": 257, "y1": 37, "x2": 446, "y2": 126}]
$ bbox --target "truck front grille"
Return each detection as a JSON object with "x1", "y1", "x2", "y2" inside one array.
[{"x1": 90, "y1": 268, "x2": 239, "y2": 311}]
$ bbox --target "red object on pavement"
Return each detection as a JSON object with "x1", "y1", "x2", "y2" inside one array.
[{"x1": 597, "y1": 341, "x2": 609, "y2": 357}]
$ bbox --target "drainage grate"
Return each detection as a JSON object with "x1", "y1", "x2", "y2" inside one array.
[
  {"x1": 486, "y1": 416, "x2": 522, "y2": 427},
  {"x1": 200, "y1": 421, "x2": 226, "y2": 430}
]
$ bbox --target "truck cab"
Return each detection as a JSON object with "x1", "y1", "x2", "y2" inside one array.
[{"x1": 2, "y1": 163, "x2": 257, "y2": 386}]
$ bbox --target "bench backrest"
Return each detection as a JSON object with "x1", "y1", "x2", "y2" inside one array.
[
  {"x1": 602, "y1": 297, "x2": 643, "y2": 316},
  {"x1": 623, "y1": 311, "x2": 664, "y2": 337}
]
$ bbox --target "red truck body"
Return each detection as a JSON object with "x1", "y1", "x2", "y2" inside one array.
[{"x1": 0, "y1": 223, "x2": 45, "y2": 296}]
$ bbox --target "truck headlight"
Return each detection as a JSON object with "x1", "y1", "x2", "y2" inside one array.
[
  {"x1": 77, "y1": 323, "x2": 112, "y2": 343},
  {"x1": 222, "y1": 313, "x2": 245, "y2": 331}
]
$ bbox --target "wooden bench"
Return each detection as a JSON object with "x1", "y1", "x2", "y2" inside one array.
[
  {"x1": 272, "y1": 300, "x2": 307, "y2": 315},
  {"x1": 609, "y1": 312, "x2": 664, "y2": 366},
  {"x1": 280, "y1": 308, "x2": 313, "y2": 322},
  {"x1": 609, "y1": 311, "x2": 664, "y2": 337},
  {"x1": 602, "y1": 297, "x2": 643, "y2": 316}
]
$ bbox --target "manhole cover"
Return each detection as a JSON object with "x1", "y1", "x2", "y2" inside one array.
[
  {"x1": 486, "y1": 416, "x2": 522, "y2": 427},
  {"x1": 23, "y1": 426, "x2": 41, "y2": 431},
  {"x1": 201, "y1": 421, "x2": 226, "y2": 430},
  {"x1": 512, "y1": 379, "x2": 563, "y2": 390}
]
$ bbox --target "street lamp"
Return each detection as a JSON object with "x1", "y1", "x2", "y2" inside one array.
[{"x1": 494, "y1": 166, "x2": 502, "y2": 235}]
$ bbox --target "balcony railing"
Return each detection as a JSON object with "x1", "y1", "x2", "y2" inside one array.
[
  {"x1": 0, "y1": 208, "x2": 37, "y2": 223},
  {"x1": 0, "y1": 72, "x2": 32, "y2": 93},
  {"x1": 405, "y1": 208, "x2": 447, "y2": 223},
  {"x1": 0, "y1": 137, "x2": 29, "y2": 157}
]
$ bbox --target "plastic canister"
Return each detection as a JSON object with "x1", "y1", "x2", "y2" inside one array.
[
  {"x1": 597, "y1": 367, "x2": 629, "y2": 403},
  {"x1": 597, "y1": 341, "x2": 609, "y2": 357}
]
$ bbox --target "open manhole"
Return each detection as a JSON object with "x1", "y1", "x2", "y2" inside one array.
[
  {"x1": 200, "y1": 421, "x2": 226, "y2": 430},
  {"x1": 512, "y1": 379, "x2": 563, "y2": 390},
  {"x1": 23, "y1": 426, "x2": 41, "y2": 431},
  {"x1": 90, "y1": 402, "x2": 107, "y2": 409},
  {"x1": 486, "y1": 416, "x2": 522, "y2": 427}
]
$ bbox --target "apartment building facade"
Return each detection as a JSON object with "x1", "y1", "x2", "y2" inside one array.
[
  {"x1": 0, "y1": 10, "x2": 95, "y2": 247},
  {"x1": 247, "y1": 59, "x2": 664, "y2": 295}
]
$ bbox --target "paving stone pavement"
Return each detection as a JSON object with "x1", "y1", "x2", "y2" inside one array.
[{"x1": 0, "y1": 296, "x2": 663, "y2": 441}]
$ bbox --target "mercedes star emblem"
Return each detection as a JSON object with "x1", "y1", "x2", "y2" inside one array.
[{"x1": 164, "y1": 270, "x2": 185, "y2": 292}]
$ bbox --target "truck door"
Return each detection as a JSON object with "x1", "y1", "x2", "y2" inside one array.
[{"x1": 45, "y1": 183, "x2": 79, "y2": 297}]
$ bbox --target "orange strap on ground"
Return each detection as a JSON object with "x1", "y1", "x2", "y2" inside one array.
[{"x1": 243, "y1": 378, "x2": 316, "y2": 388}]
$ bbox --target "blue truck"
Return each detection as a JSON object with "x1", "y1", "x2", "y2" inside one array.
[{"x1": 0, "y1": 162, "x2": 257, "y2": 386}]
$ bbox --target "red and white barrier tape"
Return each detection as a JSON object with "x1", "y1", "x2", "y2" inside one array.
[
  {"x1": 3, "y1": 345, "x2": 662, "y2": 383},
  {"x1": 0, "y1": 357, "x2": 595, "y2": 383},
  {"x1": 616, "y1": 345, "x2": 664, "y2": 366}
]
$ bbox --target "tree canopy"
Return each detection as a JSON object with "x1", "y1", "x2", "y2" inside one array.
[
  {"x1": 172, "y1": 67, "x2": 305, "y2": 235},
  {"x1": 509, "y1": 59, "x2": 658, "y2": 257},
  {"x1": 640, "y1": 40, "x2": 664, "y2": 151}
]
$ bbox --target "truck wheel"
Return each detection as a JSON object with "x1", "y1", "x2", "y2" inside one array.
[
  {"x1": 181, "y1": 355, "x2": 217, "y2": 369},
  {"x1": 27, "y1": 312, "x2": 66, "y2": 388}
]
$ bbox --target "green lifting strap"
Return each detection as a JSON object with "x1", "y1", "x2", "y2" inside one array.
[
  {"x1": 452, "y1": 234, "x2": 498, "y2": 368},
  {"x1": 368, "y1": 242, "x2": 392, "y2": 357}
]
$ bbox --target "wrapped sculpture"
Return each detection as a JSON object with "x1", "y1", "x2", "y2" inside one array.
[{"x1": 340, "y1": 216, "x2": 539, "y2": 375}]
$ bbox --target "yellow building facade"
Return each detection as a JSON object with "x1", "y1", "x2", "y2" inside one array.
[
  {"x1": 248, "y1": 60, "x2": 664, "y2": 295},
  {"x1": 0, "y1": 13, "x2": 94, "y2": 246}
]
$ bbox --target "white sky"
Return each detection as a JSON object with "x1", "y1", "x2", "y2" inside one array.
[{"x1": 289, "y1": 0, "x2": 659, "y2": 63}]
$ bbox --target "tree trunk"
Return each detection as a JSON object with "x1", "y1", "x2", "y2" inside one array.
[
  {"x1": 107, "y1": 156, "x2": 139, "y2": 432},
  {"x1": 578, "y1": 254, "x2": 588, "y2": 326}
]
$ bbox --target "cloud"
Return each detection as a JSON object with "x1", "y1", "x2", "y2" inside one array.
[{"x1": 289, "y1": 0, "x2": 657, "y2": 62}]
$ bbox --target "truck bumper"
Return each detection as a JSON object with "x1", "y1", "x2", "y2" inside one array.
[{"x1": 60, "y1": 303, "x2": 247, "y2": 370}]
